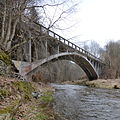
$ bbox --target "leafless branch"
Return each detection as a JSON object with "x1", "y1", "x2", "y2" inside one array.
[
  {"x1": 47, "y1": 11, "x2": 66, "y2": 29},
  {"x1": 26, "y1": 1, "x2": 66, "y2": 9}
]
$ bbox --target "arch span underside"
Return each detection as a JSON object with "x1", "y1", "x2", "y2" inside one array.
[{"x1": 26, "y1": 52, "x2": 98, "y2": 80}]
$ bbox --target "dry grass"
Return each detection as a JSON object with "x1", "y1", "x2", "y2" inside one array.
[{"x1": 0, "y1": 76, "x2": 62, "y2": 120}]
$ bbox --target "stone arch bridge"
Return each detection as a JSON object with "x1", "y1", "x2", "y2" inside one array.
[{"x1": 13, "y1": 24, "x2": 105, "y2": 80}]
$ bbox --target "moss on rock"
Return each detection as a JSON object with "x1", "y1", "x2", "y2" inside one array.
[
  {"x1": 35, "y1": 112, "x2": 48, "y2": 120},
  {"x1": 0, "y1": 51, "x2": 12, "y2": 75},
  {"x1": 0, "y1": 51, "x2": 12, "y2": 65},
  {"x1": 40, "y1": 91, "x2": 54, "y2": 104},
  {"x1": 12, "y1": 81, "x2": 35, "y2": 100}
]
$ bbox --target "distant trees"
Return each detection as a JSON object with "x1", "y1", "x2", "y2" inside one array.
[
  {"x1": 102, "y1": 41, "x2": 120, "y2": 78},
  {"x1": 82, "y1": 40, "x2": 102, "y2": 58},
  {"x1": 81, "y1": 40, "x2": 120, "y2": 79},
  {"x1": 89, "y1": 41, "x2": 101, "y2": 58}
]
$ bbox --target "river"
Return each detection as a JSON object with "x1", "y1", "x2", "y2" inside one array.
[{"x1": 52, "y1": 84, "x2": 120, "y2": 120}]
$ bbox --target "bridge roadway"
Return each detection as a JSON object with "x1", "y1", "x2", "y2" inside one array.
[{"x1": 13, "y1": 23, "x2": 105, "y2": 80}]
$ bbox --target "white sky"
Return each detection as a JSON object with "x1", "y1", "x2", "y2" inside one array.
[{"x1": 50, "y1": 0, "x2": 120, "y2": 48}]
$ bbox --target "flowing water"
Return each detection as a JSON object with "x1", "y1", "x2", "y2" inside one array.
[{"x1": 52, "y1": 84, "x2": 120, "y2": 120}]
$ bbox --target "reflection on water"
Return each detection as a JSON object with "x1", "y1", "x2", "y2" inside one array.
[{"x1": 52, "y1": 84, "x2": 120, "y2": 120}]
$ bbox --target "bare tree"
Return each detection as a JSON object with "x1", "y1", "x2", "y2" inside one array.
[
  {"x1": 88, "y1": 40, "x2": 101, "y2": 58},
  {"x1": 0, "y1": 0, "x2": 30, "y2": 50},
  {"x1": 102, "y1": 41, "x2": 120, "y2": 78},
  {"x1": 0, "y1": 0, "x2": 78, "y2": 52}
]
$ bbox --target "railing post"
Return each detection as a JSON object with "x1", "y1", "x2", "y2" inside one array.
[
  {"x1": 79, "y1": 48, "x2": 81, "y2": 51},
  {"x1": 64, "y1": 39, "x2": 65, "y2": 44},
  {"x1": 72, "y1": 43, "x2": 73, "y2": 48},
  {"x1": 68, "y1": 41, "x2": 70, "y2": 46},
  {"x1": 75, "y1": 45, "x2": 77, "y2": 49}
]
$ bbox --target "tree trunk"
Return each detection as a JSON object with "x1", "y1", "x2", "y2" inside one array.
[
  {"x1": 1, "y1": 1, "x2": 6, "y2": 44},
  {"x1": 5, "y1": 13, "x2": 12, "y2": 46},
  {"x1": 10, "y1": 17, "x2": 19, "y2": 42}
]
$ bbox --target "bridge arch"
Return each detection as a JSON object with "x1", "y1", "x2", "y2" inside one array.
[{"x1": 26, "y1": 52, "x2": 98, "y2": 80}]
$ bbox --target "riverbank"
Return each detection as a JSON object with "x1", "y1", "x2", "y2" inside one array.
[
  {"x1": 63, "y1": 79, "x2": 120, "y2": 89},
  {"x1": 0, "y1": 76, "x2": 64, "y2": 120},
  {"x1": 1, "y1": 76, "x2": 119, "y2": 120}
]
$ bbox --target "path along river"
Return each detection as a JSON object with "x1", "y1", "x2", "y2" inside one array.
[{"x1": 52, "y1": 84, "x2": 120, "y2": 120}]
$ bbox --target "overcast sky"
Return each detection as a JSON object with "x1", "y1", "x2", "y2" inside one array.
[{"x1": 50, "y1": 0, "x2": 120, "y2": 48}]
